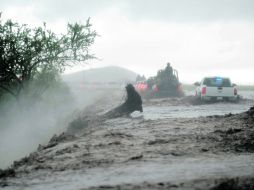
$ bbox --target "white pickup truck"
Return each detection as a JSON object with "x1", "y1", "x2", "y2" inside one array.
[{"x1": 195, "y1": 77, "x2": 238, "y2": 101}]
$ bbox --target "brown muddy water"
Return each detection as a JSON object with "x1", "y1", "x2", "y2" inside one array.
[
  {"x1": 0, "y1": 90, "x2": 254, "y2": 189},
  {"x1": 135, "y1": 102, "x2": 252, "y2": 120}
]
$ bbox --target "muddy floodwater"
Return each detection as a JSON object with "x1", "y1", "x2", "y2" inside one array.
[
  {"x1": 1, "y1": 90, "x2": 254, "y2": 189},
  {"x1": 136, "y1": 90, "x2": 254, "y2": 119},
  {"x1": 137, "y1": 102, "x2": 252, "y2": 119}
]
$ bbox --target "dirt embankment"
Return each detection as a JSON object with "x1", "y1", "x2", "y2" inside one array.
[
  {"x1": 206, "y1": 106, "x2": 254, "y2": 153},
  {"x1": 0, "y1": 98, "x2": 254, "y2": 189}
]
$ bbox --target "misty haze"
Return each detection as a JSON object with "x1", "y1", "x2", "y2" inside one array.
[{"x1": 0, "y1": 0, "x2": 254, "y2": 190}]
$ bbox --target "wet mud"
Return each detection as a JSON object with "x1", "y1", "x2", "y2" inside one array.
[{"x1": 1, "y1": 96, "x2": 254, "y2": 189}]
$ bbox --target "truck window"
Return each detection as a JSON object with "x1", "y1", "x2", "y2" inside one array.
[
  {"x1": 203, "y1": 78, "x2": 215, "y2": 87},
  {"x1": 221, "y1": 79, "x2": 231, "y2": 87},
  {"x1": 203, "y1": 77, "x2": 231, "y2": 87}
]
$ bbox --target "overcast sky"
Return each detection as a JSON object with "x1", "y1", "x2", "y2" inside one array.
[{"x1": 1, "y1": 0, "x2": 254, "y2": 84}]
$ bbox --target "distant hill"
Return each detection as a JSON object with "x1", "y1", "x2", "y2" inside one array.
[{"x1": 62, "y1": 66, "x2": 137, "y2": 84}]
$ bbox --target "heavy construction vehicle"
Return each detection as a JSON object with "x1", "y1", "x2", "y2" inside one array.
[{"x1": 135, "y1": 63, "x2": 184, "y2": 98}]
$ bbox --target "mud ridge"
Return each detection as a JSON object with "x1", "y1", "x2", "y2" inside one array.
[{"x1": 81, "y1": 177, "x2": 254, "y2": 190}]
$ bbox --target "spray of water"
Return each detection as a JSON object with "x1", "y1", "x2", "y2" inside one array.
[{"x1": 0, "y1": 79, "x2": 115, "y2": 169}]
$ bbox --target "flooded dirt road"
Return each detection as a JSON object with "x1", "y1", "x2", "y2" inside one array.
[
  {"x1": 138, "y1": 101, "x2": 252, "y2": 119},
  {"x1": 1, "y1": 91, "x2": 254, "y2": 190}
]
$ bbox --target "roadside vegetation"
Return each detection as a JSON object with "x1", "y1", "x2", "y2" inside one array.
[{"x1": 0, "y1": 16, "x2": 97, "y2": 105}]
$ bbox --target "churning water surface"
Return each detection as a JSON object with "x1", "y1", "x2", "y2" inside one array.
[{"x1": 132, "y1": 90, "x2": 254, "y2": 120}]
